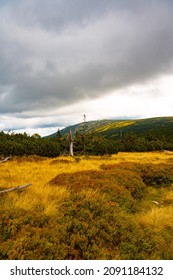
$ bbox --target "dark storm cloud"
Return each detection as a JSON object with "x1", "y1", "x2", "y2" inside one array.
[{"x1": 0, "y1": 0, "x2": 173, "y2": 115}]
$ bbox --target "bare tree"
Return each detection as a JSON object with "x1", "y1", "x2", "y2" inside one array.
[
  {"x1": 83, "y1": 114, "x2": 86, "y2": 123},
  {"x1": 82, "y1": 114, "x2": 88, "y2": 154},
  {"x1": 69, "y1": 130, "x2": 74, "y2": 156}
]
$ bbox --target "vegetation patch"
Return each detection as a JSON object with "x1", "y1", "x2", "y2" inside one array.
[
  {"x1": 138, "y1": 163, "x2": 173, "y2": 187},
  {"x1": 50, "y1": 163, "x2": 147, "y2": 212},
  {"x1": 1, "y1": 152, "x2": 173, "y2": 260}
]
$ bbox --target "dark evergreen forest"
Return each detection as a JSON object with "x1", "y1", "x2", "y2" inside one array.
[{"x1": 0, "y1": 129, "x2": 172, "y2": 158}]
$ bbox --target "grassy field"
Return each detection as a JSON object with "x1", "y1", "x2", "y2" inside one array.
[{"x1": 0, "y1": 151, "x2": 173, "y2": 259}]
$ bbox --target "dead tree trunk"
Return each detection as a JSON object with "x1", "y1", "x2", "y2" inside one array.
[{"x1": 69, "y1": 130, "x2": 74, "y2": 156}]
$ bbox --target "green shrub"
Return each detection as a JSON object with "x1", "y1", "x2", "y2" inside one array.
[{"x1": 138, "y1": 164, "x2": 173, "y2": 187}]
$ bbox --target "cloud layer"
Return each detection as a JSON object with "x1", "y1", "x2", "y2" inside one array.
[{"x1": 0, "y1": 0, "x2": 173, "y2": 133}]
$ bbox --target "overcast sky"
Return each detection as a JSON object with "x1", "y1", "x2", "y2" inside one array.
[{"x1": 0, "y1": 0, "x2": 173, "y2": 136}]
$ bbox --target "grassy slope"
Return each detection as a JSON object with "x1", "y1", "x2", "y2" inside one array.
[
  {"x1": 98, "y1": 116, "x2": 173, "y2": 140},
  {"x1": 1, "y1": 152, "x2": 173, "y2": 259},
  {"x1": 57, "y1": 116, "x2": 173, "y2": 142}
]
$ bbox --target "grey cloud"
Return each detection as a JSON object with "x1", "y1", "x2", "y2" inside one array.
[
  {"x1": 6, "y1": 0, "x2": 129, "y2": 30},
  {"x1": 0, "y1": 0, "x2": 173, "y2": 116}
]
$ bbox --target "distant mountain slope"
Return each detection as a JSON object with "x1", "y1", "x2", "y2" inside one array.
[
  {"x1": 96, "y1": 117, "x2": 173, "y2": 141},
  {"x1": 60, "y1": 119, "x2": 117, "y2": 136},
  {"x1": 47, "y1": 119, "x2": 116, "y2": 138},
  {"x1": 48, "y1": 116, "x2": 173, "y2": 143}
]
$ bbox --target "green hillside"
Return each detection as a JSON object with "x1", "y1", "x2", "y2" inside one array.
[
  {"x1": 59, "y1": 119, "x2": 116, "y2": 136},
  {"x1": 96, "y1": 117, "x2": 173, "y2": 141},
  {"x1": 58, "y1": 116, "x2": 173, "y2": 143},
  {"x1": 48, "y1": 119, "x2": 115, "y2": 138}
]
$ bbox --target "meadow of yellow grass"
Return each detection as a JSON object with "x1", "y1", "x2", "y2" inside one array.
[
  {"x1": 0, "y1": 151, "x2": 173, "y2": 259},
  {"x1": 1, "y1": 151, "x2": 173, "y2": 215}
]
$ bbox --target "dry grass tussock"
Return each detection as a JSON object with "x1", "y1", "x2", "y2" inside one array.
[{"x1": 136, "y1": 206, "x2": 173, "y2": 231}]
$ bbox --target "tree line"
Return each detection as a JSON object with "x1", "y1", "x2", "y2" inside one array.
[{"x1": 0, "y1": 129, "x2": 172, "y2": 158}]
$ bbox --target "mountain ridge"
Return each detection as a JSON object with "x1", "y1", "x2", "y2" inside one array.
[{"x1": 47, "y1": 116, "x2": 173, "y2": 143}]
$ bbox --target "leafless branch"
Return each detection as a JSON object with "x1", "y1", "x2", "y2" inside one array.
[
  {"x1": 0, "y1": 183, "x2": 32, "y2": 194},
  {"x1": 0, "y1": 157, "x2": 11, "y2": 163}
]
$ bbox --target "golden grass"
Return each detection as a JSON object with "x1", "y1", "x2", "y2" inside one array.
[
  {"x1": 1, "y1": 151, "x2": 173, "y2": 260},
  {"x1": 1, "y1": 151, "x2": 173, "y2": 216},
  {"x1": 136, "y1": 206, "x2": 173, "y2": 232}
]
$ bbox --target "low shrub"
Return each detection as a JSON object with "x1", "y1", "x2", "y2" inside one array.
[{"x1": 138, "y1": 164, "x2": 173, "y2": 187}]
